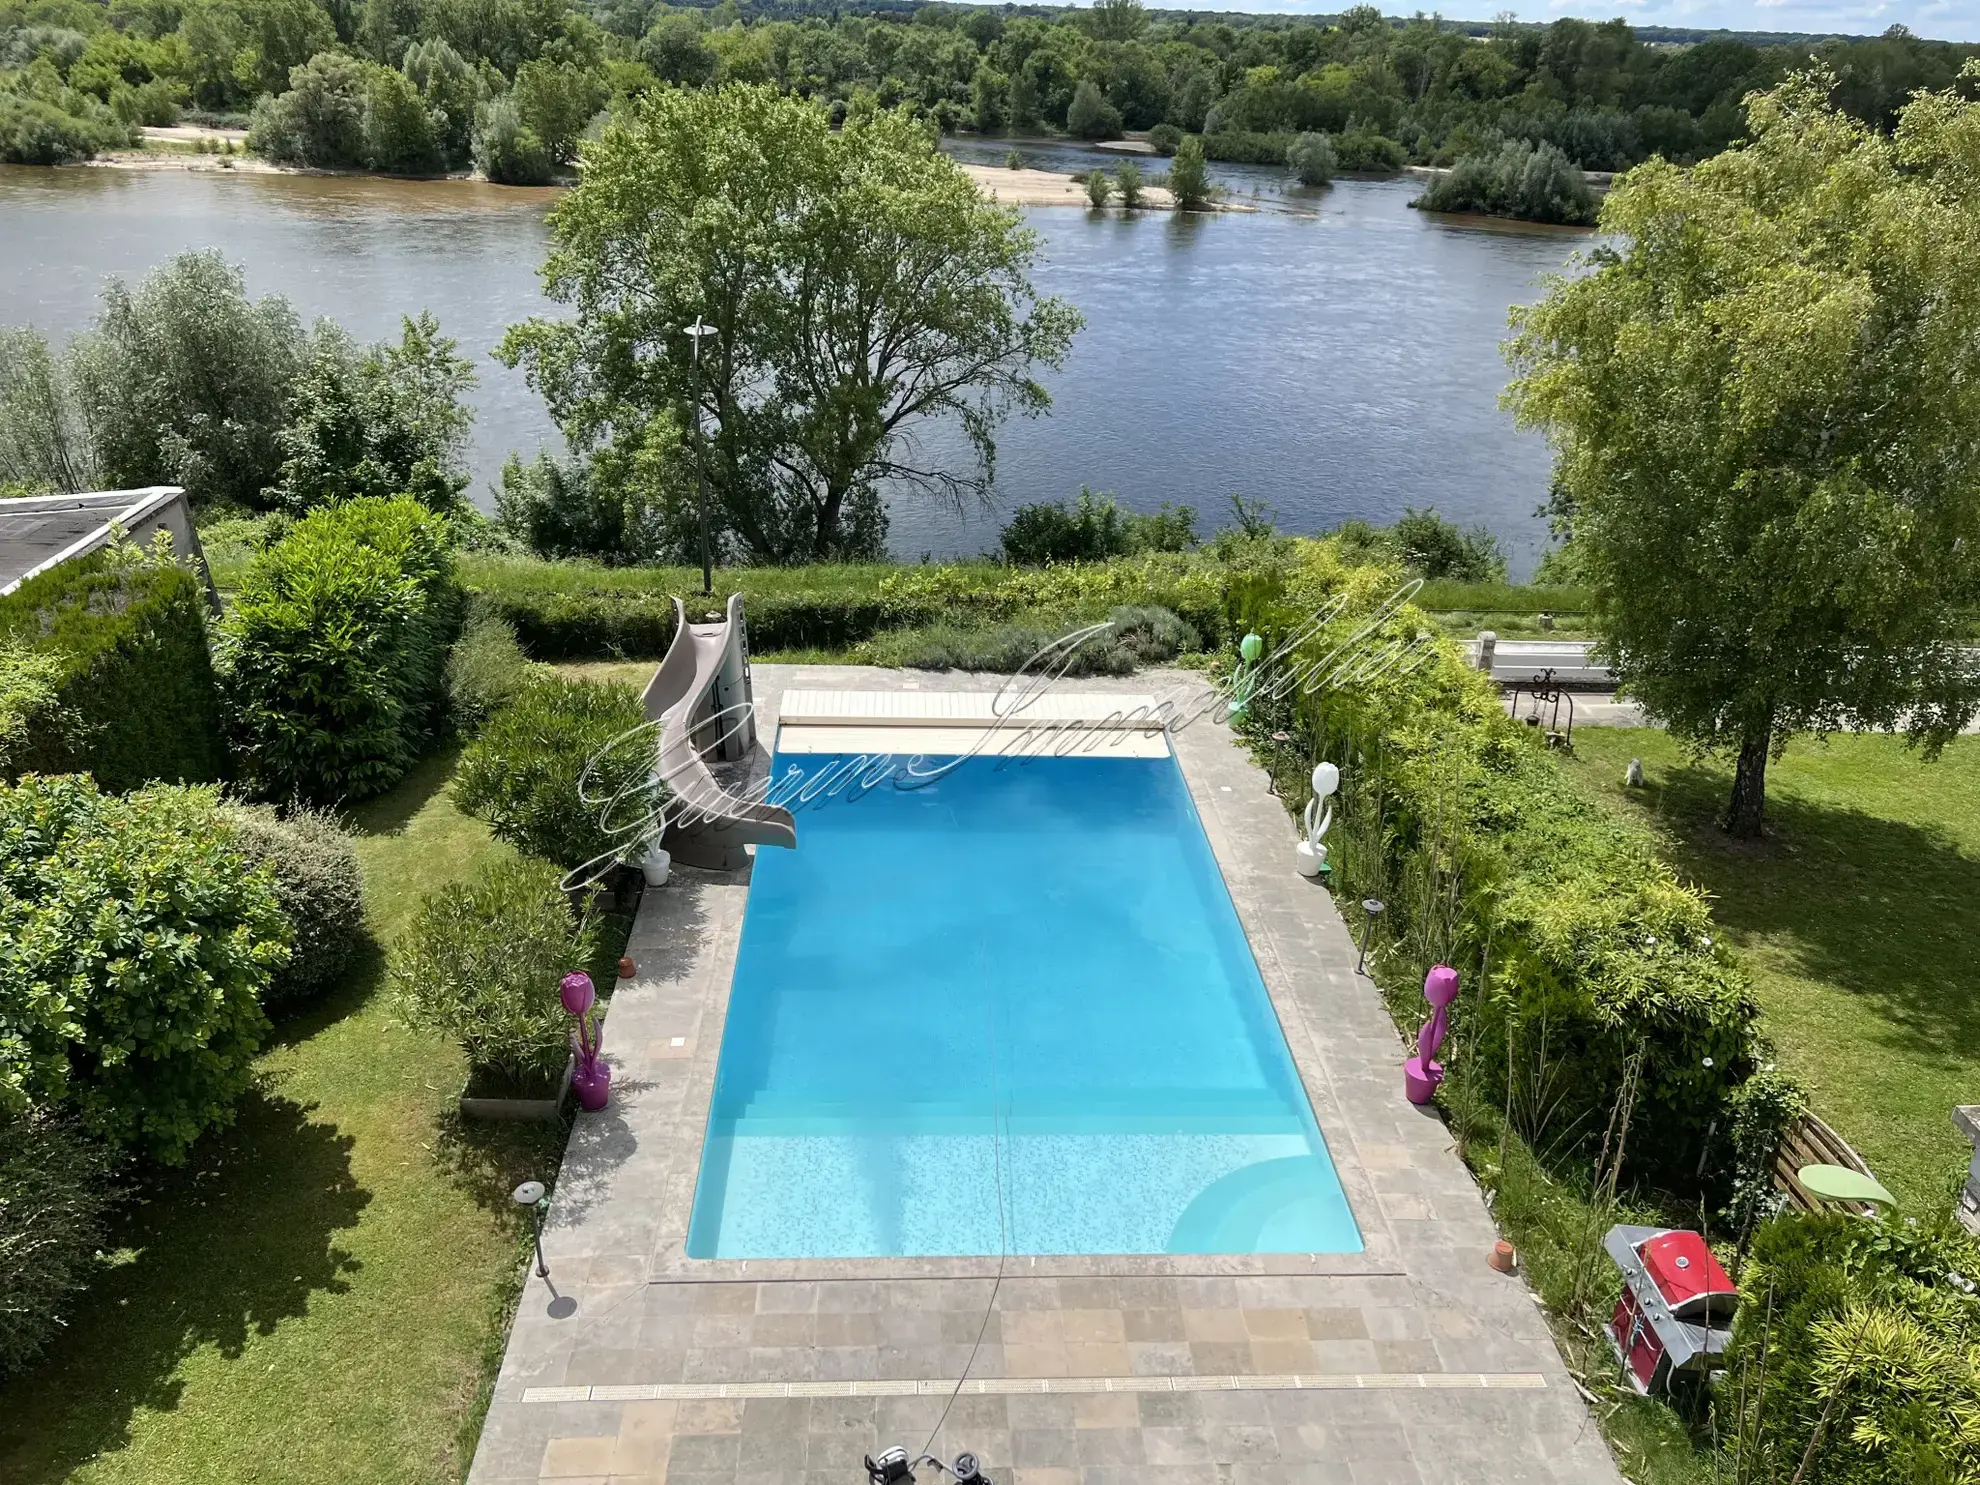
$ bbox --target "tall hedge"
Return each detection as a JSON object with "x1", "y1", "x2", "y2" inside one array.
[
  {"x1": 0, "y1": 552, "x2": 226, "y2": 792},
  {"x1": 0, "y1": 776, "x2": 288, "y2": 1164},
  {"x1": 1227, "y1": 539, "x2": 1770, "y2": 1189},
  {"x1": 218, "y1": 497, "x2": 459, "y2": 804}
]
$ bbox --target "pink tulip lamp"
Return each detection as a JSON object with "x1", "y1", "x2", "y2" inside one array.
[
  {"x1": 561, "y1": 971, "x2": 610, "y2": 1112},
  {"x1": 1404, "y1": 965, "x2": 1459, "y2": 1104}
]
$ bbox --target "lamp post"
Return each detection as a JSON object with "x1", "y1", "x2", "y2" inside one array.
[
  {"x1": 1355, "y1": 898, "x2": 1385, "y2": 977},
  {"x1": 513, "y1": 1180, "x2": 550, "y2": 1279},
  {"x1": 683, "y1": 316, "x2": 718, "y2": 598}
]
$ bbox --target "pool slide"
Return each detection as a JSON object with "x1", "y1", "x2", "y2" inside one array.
[{"x1": 641, "y1": 595, "x2": 796, "y2": 870}]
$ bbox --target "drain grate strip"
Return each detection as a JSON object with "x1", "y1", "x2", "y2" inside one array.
[{"x1": 523, "y1": 1372, "x2": 1547, "y2": 1404}]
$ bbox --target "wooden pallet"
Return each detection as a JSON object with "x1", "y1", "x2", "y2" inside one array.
[{"x1": 1773, "y1": 1112, "x2": 1879, "y2": 1215}]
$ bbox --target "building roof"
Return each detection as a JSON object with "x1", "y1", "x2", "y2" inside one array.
[{"x1": 0, "y1": 488, "x2": 190, "y2": 597}]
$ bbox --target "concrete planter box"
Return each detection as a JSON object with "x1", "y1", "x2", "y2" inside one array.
[{"x1": 458, "y1": 1054, "x2": 575, "y2": 1123}]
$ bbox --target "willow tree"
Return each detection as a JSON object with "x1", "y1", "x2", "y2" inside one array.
[
  {"x1": 1507, "y1": 68, "x2": 1980, "y2": 836},
  {"x1": 499, "y1": 85, "x2": 1081, "y2": 563}
]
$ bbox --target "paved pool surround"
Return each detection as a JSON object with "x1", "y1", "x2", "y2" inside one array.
[{"x1": 467, "y1": 665, "x2": 1624, "y2": 1485}]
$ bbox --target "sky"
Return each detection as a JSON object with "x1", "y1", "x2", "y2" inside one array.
[{"x1": 1153, "y1": 0, "x2": 1980, "y2": 43}]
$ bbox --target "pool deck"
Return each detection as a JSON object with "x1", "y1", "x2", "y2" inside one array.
[{"x1": 468, "y1": 664, "x2": 1625, "y2": 1485}]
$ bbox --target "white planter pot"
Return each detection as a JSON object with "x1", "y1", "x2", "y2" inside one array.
[
  {"x1": 1294, "y1": 841, "x2": 1329, "y2": 878},
  {"x1": 642, "y1": 844, "x2": 672, "y2": 887}
]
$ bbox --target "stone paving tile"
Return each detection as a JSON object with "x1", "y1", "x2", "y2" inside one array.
[{"x1": 467, "y1": 665, "x2": 1624, "y2": 1485}]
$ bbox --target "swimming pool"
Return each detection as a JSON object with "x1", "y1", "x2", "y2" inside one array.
[{"x1": 685, "y1": 750, "x2": 1363, "y2": 1258}]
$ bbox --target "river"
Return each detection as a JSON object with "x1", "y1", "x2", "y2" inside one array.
[{"x1": 0, "y1": 156, "x2": 1585, "y2": 575}]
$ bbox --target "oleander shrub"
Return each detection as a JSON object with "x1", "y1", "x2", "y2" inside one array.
[
  {"x1": 0, "y1": 1111, "x2": 120, "y2": 1378},
  {"x1": 1226, "y1": 538, "x2": 1772, "y2": 1187},
  {"x1": 446, "y1": 607, "x2": 537, "y2": 732},
  {"x1": 0, "y1": 775, "x2": 287, "y2": 1163},
  {"x1": 220, "y1": 803, "x2": 365, "y2": 1009},
  {"x1": 453, "y1": 674, "x2": 656, "y2": 871},
  {"x1": 392, "y1": 855, "x2": 599, "y2": 1093},
  {"x1": 0, "y1": 545, "x2": 226, "y2": 791},
  {"x1": 1721, "y1": 1211, "x2": 1980, "y2": 1484},
  {"x1": 218, "y1": 496, "x2": 459, "y2": 804}
]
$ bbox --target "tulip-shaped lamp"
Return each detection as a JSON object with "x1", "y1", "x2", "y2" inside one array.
[{"x1": 561, "y1": 971, "x2": 610, "y2": 1112}]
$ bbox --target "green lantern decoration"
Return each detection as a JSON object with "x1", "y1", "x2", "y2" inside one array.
[{"x1": 1229, "y1": 632, "x2": 1265, "y2": 720}]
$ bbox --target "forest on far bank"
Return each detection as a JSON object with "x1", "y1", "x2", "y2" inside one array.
[{"x1": 1, "y1": 0, "x2": 1976, "y2": 180}]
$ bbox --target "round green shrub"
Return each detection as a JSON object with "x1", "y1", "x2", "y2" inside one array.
[
  {"x1": 0, "y1": 1111, "x2": 120, "y2": 1378},
  {"x1": 221, "y1": 803, "x2": 365, "y2": 1010},
  {"x1": 392, "y1": 855, "x2": 598, "y2": 1092},
  {"x1": 0, "y1": 776, "x2": 287, "y2": 1164},
  {"x1": 452, "y1": 674, "x2": 657, "y2": 871},
  {"x1": 219, "y1": 496, "x2": 458, "y2": 805}
]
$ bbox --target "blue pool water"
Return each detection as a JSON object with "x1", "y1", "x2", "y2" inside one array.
[{"x1": 685, "y1": 751, "x2": 1363, "y2": 1258}]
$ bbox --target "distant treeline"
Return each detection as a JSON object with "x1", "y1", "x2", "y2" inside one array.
[{"x1": 2, "y1": 0, "x2": 1975, "y2": 176}]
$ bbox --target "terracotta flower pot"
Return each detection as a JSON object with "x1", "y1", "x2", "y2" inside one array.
[{"x1": 617, "y1": 956, "x2": 636, "y2": 979}]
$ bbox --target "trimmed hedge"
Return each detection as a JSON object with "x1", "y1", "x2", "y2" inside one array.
[
  {"x1": 0, "y1": 551, "x2": 226, "y2": 792},
  {"x1": 219, "y1": 497, "x2": 459, "y2": 804},
  {"x1": 0, "y1": 776, "x2": 287, "y2": 1164},
  {"x1": 460, "y1": 552, "x2": 1234, "y2": 661},
  {"x1": 1227, "y1": 539, "x2": 1770, "y2": 1189}
]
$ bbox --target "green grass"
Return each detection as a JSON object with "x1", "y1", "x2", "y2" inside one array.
[
  {"x1": 0, "y1": 749, "x2": 565, "y2": 1485},
  {"x1": 1561, "y1": 729, "x2": 1980, "y2": 1209}
]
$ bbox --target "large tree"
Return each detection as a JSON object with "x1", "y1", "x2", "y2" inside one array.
[
  {"x1": 1506, "y1": 68, "x2": 1980, "y2": 837},
  {"x1": 498, "y1": 84, "x2": 1080, "y2": 563}
]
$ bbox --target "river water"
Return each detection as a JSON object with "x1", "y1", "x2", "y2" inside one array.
[{"x1": 0, "y1": 157, "x2": 1585, "y2": 574}]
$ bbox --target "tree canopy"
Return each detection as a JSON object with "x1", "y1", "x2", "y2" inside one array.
[
  {"x1": 1507, "y1": 67, "x2": 1980, "y2": 836},
  {"x1": 499, "y1": 84, "x2": 1080, "y2": 563}
]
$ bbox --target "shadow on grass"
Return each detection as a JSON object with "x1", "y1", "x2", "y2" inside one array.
[
  {"x1": 345, "y1": 742, "x2": 463, "y2": 840},
  {"x1": 1624, "y1": 758, "x2": 1980, "y2": 1067},
  {"x1": 0, "y1": 1091, "x2": 368, "y2": 1485},
  {"x1": 261, "y1": 934, "x2": 385, "y2": 1052}
]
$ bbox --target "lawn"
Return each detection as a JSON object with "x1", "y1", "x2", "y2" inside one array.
[
  {"x1": 1561, "y1": 729, "x2": 1980, "y2": 1209},
  {"x1": 0, "y1": 749, "x2": 574, "y2": 1485}
]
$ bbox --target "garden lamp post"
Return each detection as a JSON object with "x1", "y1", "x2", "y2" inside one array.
[
  {"x1": 683, "y1": 316, "x2": 718, "y2": 598},
  {"x1": 1355, "y1": 898, "x2": 1385, "y2": 977},
  {"x1": 513, "y1": 1180, "x2": 550, "y2": 1279}
]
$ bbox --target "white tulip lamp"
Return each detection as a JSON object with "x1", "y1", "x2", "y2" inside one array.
[{"x1": 1294, "y1": 761, "x2": 1339, "y2": 877}]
